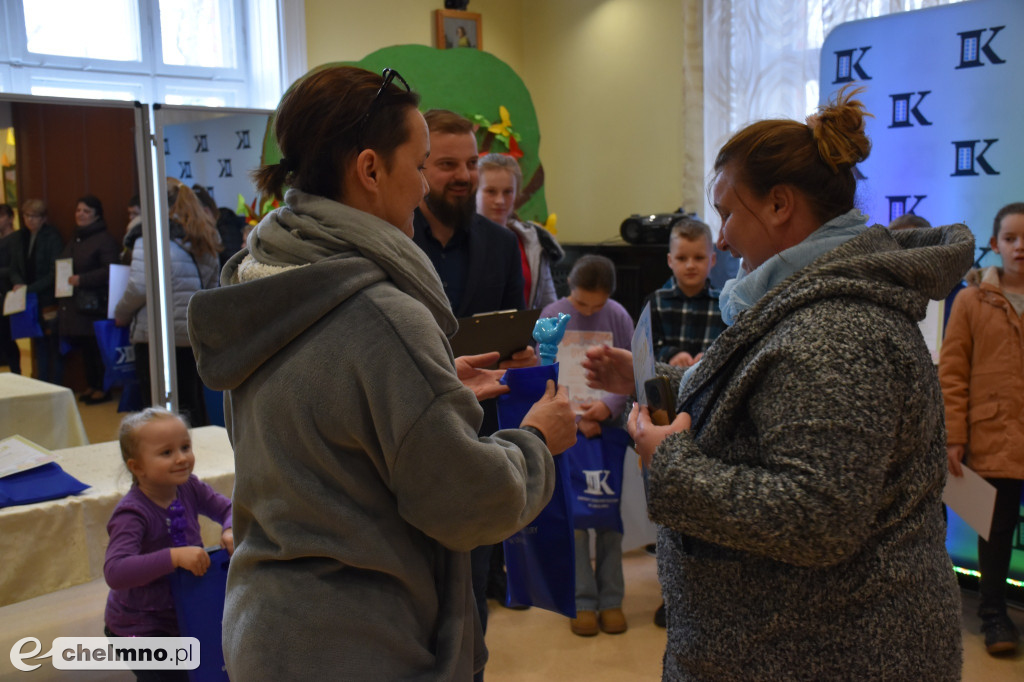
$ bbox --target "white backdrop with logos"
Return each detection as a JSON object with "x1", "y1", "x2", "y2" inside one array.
[{"x1": 820, "y1": 0, "x2": 1022, "y2": 265}]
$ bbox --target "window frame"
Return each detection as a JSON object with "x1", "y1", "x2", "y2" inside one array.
[
  {"x1": 146, "y1": 0, "x2": 248, "y2": 81},
  {"x1": 14, "y1": 68, "x2": 149, "y2": 101},
  {"x1": 0, "y1": 0, "x2": 281, "y2": 108},
  {"x1": 8, "y1": 0, "x2": 151, "y2": 74}
]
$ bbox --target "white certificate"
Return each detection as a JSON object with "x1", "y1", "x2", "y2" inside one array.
[
  {"x1": 54, "y1": 258, "x2": 74, "y2": 298},
  {"x1": 107, "y1": 263, "x2": 130, "y2": 319},
  {"x1": 942, "y1": 465, "x2": 997, "y2": 542},
  {"x1": 918, "y1": 298, "x2": 944, "y2": 365},
  {"x1": 0, "y1": 435, "x2": 56, "y2": 479},
  {"x1": 555, "y1": 330, "x2": 613, "y2": 414},
  {"x1": 3, "y1": 287, "x2": 26, "y2": 316},
  {"x1": 630, "y1": 301, "x2": 656, "y2": 405}
]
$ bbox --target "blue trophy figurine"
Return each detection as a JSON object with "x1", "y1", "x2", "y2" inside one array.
[
  {"x1": 497, "y1": 312, "x2": 570, "y2": 430},
  {"x1": 533, "y1": 313, "x2": 571, "y2": 365}
]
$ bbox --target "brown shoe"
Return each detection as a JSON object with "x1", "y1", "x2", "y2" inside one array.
[
  {"x1": 599, "y1": 608, "x2": 628, "y2": 634},
  {"x1": 570, "y1": 610, "x2": 599, "y2": 637}
]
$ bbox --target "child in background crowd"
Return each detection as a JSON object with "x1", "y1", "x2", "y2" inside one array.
[
  {"x1": 104, "y1": 408, "x2": 232, "y2": 678},
  {"x1": 887, "y1": 212, "x2": 966, "y2": 326},
  {"x1": 940, "y1": 201, "x2": 1024, "y2": 656},
  {"x1": 647, "y1": 218, "x2": 726, "y2": 367},
  {"x1": 541, "y1": 255, "x2": 635, "y2": 636},
  {"x1": 887, "y1": 213, "x2": 931, "y2": 230},
  {"x1": 476, "y1": 153, "x2": 564, "y2": 310}
]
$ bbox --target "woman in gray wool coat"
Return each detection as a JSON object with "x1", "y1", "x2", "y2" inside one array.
[{"x1": 585, "y1": 88, "x2": 971, "y2": 680}]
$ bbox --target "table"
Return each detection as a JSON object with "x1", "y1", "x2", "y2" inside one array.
[
  {"x1": 0, "y1": 373, "x2": 89, "y2": 450},
  {"x1": 0, "y1": 426, "x2": 234, "y2": 607}
]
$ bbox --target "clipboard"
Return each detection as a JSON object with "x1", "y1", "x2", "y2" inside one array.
[{"x1": 449, "y1": 309, "x2": 541, "y2": 362}]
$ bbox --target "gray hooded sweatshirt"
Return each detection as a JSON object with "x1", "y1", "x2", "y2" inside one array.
[
  {"x1": 649, "y1": 224, "x2": 973, "y2": 681},
  {"x1": 188, "y1": 190, "x2": 555, "y2": 681}
]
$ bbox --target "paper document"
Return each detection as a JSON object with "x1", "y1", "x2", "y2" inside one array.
[
  {"x1": 0, "y1": 436, "x2": 57, "y2": 479},
  {"x1": 918, "y1": 299, "x2": 943, "y2": 364},
  {"x1": 55, "y1": 258, "x2": 74, "y2": 298},
  {"x1": 3, "y1": 287, "x2": 26, "y2": 316},
  {"x1": 108, "y1": 263, "x2": 130, "y2": 319},
  {"x1": 630, "y1": 302, "x2": 656, "y2": 405},
  {"x1": 942, "y1": 465, "x2": 997, "y2": 542},
  {"x1": 555, "y1": 330, "x2": 613, "y2": 414}
]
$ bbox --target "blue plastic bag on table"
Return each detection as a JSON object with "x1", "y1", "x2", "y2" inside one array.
[
  {"x1": 169, "y1": 548, "x2": 231, "y2": 682},
  {"x1": 496, "y1": 363, "x2": 577, "y2": 618},
  {"x1": 567, "y1": 426, "x2": 630, "y2": 533},
  {"x1": 9, "y1": 292, "x2": 43, "y2": 339},
  {"x1": 0, "y1": 462, "x2": 89, "y2": 508}
]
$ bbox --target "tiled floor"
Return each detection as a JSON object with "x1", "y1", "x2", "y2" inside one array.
[{"x1": 2, "y1": 358, "x2": 1022, "y2": 680}]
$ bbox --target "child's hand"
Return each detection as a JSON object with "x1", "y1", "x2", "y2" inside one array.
[
  {"x1": 583, "y1": 345, "x2": 635, "y2": 396},
  {"x1": 220, "y1": 528, "x2": 235, "y2": 556},
  {"x1": 171, "y1": 546, "x2": 210, "y2": 576},
  {"x1": 578, "y1": 401, "x2": 612, "y2": 438},
  {"x1": 578, "y1": 417, "x2": 602, "y2": 439},
  {"x1": 946, "y1": 444, "x2": 966, "y2": 478},
  {"x1": 669, "y1": 351, "x2": 696, "y2": 368},
  {"x1": 579, "y1": 401, "x2": 612, "y2": 424}
]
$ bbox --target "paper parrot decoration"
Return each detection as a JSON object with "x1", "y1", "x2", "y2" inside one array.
[{"x1": 237, "y1": 194, "x2": 280, "y2": 227}]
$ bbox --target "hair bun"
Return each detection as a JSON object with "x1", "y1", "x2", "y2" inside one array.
[{"x1": 806, "y1": 86, "x2": 872, "y2": 173}]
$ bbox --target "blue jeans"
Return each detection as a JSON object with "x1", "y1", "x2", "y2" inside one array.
[{"x1": 574, "y1": 528, "x2": 624, "y2": 611}]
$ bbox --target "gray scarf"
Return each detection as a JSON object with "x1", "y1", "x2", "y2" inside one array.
[{"x1": 243, "y1": 188, "x2": 457, "y2": 336}]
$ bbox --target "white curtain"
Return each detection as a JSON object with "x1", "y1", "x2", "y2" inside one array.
[{"x1": 701, "y1": 0, "x2": 965, "y2": 232}]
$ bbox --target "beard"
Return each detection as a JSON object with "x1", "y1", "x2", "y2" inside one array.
[{"x1": 424, "y1": 184, "x2": 476, "y2": 231}]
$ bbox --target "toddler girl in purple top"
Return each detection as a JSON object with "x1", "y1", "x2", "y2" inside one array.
[{"x1": 104, "y1": 408, "x2": 233, "y2": 642}]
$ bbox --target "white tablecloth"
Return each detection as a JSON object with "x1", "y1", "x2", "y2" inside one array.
[
  {"x1": 0, "y1": 373, "x2": 89, "y2": 450},
  {"x1": 0, "y1": 426, "x2": 234, "y2": 607}
]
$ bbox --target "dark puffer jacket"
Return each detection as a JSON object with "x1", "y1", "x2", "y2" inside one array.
[{"x1": 57, "y1": 220, "x2": 120, "y2": 337}]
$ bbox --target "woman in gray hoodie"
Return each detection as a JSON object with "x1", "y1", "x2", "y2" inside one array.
[{"x1": 188, "y1": 66, "x2": 576, "y2": 681}]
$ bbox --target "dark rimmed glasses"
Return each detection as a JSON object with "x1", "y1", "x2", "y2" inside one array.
[{"x1": 357, "y1": 67, "x2": 411, "y2": 150}]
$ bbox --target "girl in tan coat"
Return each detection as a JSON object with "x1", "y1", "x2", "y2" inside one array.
[{"x1": 940, "y1": 201, "x2": 1024, "y2": 656}]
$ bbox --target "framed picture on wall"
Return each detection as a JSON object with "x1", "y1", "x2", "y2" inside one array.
[{"x1": 435, "y1": 9, "x2": 482, "y2": 50}]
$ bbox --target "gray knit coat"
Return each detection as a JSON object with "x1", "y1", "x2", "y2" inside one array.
[{"x1": 650, "y1": 225, "x2": 973, "y2": 681}]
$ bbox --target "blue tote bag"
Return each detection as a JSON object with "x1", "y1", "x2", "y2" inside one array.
[
  {"x1": 567, "y1": 427, "x2": 630, "y2": 533},
  {"x1": 9, "y1": 292, "x2": 43, "y2": 339},
  {"x1": 93, "y1": 319, "x2": 136, "y2": 391},
  {"x1": 169, "y1": 548, "x2": 231, "y2": 682},
  {"x1": 496, "y1": 363, "x2": 577, "y2": 618}
]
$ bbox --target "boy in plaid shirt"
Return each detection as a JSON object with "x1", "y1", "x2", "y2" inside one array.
[{"x1": 647, "y1": 218, "x2": 726, "y2": 367}]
